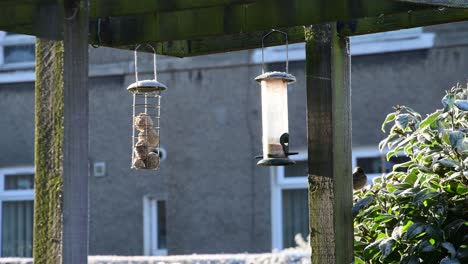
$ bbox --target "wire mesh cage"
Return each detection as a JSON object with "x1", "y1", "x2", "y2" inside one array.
[{"x1": 128, "y1": 45, "x2": 167, "y2": 170}]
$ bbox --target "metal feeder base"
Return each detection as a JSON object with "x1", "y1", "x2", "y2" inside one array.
[{"x1": 257, "y1": 157, "x2": 296, "y2": 166}]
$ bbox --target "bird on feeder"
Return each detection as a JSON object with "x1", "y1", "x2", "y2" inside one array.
[{"x1": 353, "y1": 167, "x2": 368, "y2": 191}]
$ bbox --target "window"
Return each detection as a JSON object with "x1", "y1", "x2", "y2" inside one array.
[
  {"x1": 271, "y1": 147, "x2": 409, "y2": 249},
  {"x1": 0, "y1": 167, "x2": 35, "y2": 257},
  {"x1": 281, "y1": 188, "x2": 308, "y2": 248},
  {"x1": 0, "y1": 31, "x2": 35, "y2": 70},
  {"x1": 143, "y1": 196, "x2": 167, "y2": 255},
  {"x1": 271, "y1": 153, "x2": 309, "y2": 250},
  {"x1": 353, "y1": 146, "x2": 410, "y2": 185}
]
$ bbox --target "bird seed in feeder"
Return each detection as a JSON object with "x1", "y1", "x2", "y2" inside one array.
[
  {"x1": 146, "y1": 152, "x2": 160, "y2": 169},
  {"x1": 138, "y1": 128, "x2": 159, "y2": 147},
  {"x1": 133, "y1": 159, "x2": 146, "y2": 169},
  {"x1": 134, "y1": 139, "x2": 149, "y2": 160},
  {"x1": 134, "y1": 113, "x2": 154, "y2": 131},
  {"x1": 267, "y1": 143, "x2": 285, "y2": 157}
]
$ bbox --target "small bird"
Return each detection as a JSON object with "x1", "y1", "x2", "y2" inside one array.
[{"x1": 353, "y1": 167, "x2": 368, "y2": 191}]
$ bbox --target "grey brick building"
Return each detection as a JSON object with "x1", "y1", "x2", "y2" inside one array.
[{"x1": 0, "y1": 22, "x2": 467, "y2": 257}]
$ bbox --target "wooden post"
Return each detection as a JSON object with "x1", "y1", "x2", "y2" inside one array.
[
  {"x1": 34, "y1": 1, "x2": 89, "y2": 263},
  {"x1": 305, "y1": 23, "x2": 353, "y2": 264},
  {"x1": 34, "y1": 38, "x2": 65, "y2": 264},
  {"x1": 62, "y1": 0, "x2": 89, "y2": 263}
]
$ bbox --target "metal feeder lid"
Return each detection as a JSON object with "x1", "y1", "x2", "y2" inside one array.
[
  {"x1": 255, "y1": 71, "x2": 296, "y2": 83},
  {"x1": 127, "y1": 80, "x2": 167, "y2": 93}
]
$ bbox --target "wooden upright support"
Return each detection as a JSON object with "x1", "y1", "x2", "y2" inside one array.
[
  {"x1": 305, "y1": 24, "x2": 353, "y2": 263},
  {"x1": 34, "y1": 1, "x2": 89, "y2": 263}
]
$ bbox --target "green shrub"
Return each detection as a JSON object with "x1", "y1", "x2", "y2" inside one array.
[{"x1": 353, "y1": 84, "x2": 468, "y2": 264}]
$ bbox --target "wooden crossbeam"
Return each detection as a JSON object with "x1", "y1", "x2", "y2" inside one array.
[
  {"x1": 89, "y1": 0, "x2": 259, "y2": 17},
  {"x1": 0, "y1": 0, "x2": 467, "y2": 57},
  {"x1": 89, "y1": 0, "x2": 425, "y2": 46},
  {"x1": 144, "y1": 7, "x2": 468, "y2": 57},
  {"x1": 396, "y1": 0, "x2": 468, "y2": 8},
  {"x1": 0, "y1": 0, "x2": 424, "y2": 41}
]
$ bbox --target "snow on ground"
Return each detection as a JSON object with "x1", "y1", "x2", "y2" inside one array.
[{"x1": 0, "y1": 250, "x2": 310, "y2": 264}]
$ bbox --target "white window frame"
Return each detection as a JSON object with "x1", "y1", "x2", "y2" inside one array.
[
  {"x1": 271, "y1": 146, "x2": 393, "y2": 249},
  {"x1": 0, "y1": 32, "x2": 36, "y2": 71},
  {"x1": 270, "y1": 152, "x2": 308, "y2": 250},
  {"x1": 0, "y1": 166, "x2": 35, "y2": 256},
  {"x1": 143, "y1": 195, "x2": 167, "y2": 256},
  {"x1": 253, "y1": 27, "x2": 435, "y2": 64}
]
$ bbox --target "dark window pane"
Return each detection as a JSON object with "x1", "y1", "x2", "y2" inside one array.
[
  {"x1": 356, "y1": 156, "x2": 383, "y2": 174},
  {"x1": 387, "y1": 155, "x2": 411, "y2": 172},
  {"x1": 1, "y1": 201, "x2": 34, "y2": 257},
  {"x1": 5, "y1": 174, "x2": 34, "y2": 190},
  {"x1": 4, "y1": 45, "x2": 35, "y2": 64},
  {"x1": 282, "y1": 189, "x2": 308, "y2": 248},
  {"x1": 157, "y1": 201, "x2": 166, "y2": 249},
  {"x1": 284, "y1": 160, "x2": 307, "y2": 177}
]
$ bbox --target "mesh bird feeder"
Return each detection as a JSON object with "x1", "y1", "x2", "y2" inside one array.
[
  {"x1": 128, "y1": 45, "x2": 167, "y2": 170},
  {"x1": 255, "y1": 30, "x2": 297, "y2": 166}
]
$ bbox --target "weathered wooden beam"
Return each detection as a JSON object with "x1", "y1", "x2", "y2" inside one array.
[
  {"x1": 89, "y1": 0, "x2": 258, "y2": 17},
  {"x1": 34, "y1": 38, "x2": 65, "y2": 264},
  {"x1": 144, "y1": 7, "x2": 468, "y2": 57},
  {"x1": 89, "y1": 0, "x2": 424, "y2": 45},
  {"x1": 1, "y1": 1, "x2": 468, "y2": 58},
  {"x1": 62, "y1": 0, "x2": 89, "y2": 263},
  {"x1": 338, "y1": 6, "x2": 468, "y2": 35},
  {"x1": 396, "y1": 0, "x2": 468, "y2": 8},
  {"x1": 305, "y1": 23, "x2": 353, "y2": 264}
]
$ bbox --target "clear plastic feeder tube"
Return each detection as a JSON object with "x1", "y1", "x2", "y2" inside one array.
[{"x1": 260, "y1": 79, "x2": 289, "y2": 158}]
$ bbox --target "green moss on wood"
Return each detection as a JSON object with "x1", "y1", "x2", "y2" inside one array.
[{"x1": 34, "y1": 38, "x2": 64, "y2": 264}]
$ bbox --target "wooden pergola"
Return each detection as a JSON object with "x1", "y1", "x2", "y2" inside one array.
[{"x1": 1, "y1": 0, "x2": 467, "y2": 263}]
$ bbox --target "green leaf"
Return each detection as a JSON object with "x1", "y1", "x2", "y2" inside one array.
[
  {"x1": 414, "y1": 191, "x2": 439, "y2": 205},
  {"x1": 443, "y1": 172, "x2": 463, "y2": 182},
  {"x1": 353, "y1": 257, "x2": 366, "y2": 264},
  {"x1": 419, "y1": 110, "x2": 442, "y2": 131},
  {"x1": 419, "y1": 240, "x2": 437, "y2": 253},
  {"x1": 436, "y1": 159, "x2": 459, "y2": 168},
  {"x1": 382, "y1": 113, "x2": 396, "y2": 132},
  {"x1": 353, "y1": 196, "x2": 374, "y2": 217},
  {"x1": 456, "y1": 247, "x2": 468, "y2": 259},
  {"x1": 444, "y1": 219, "x2": 465, "y2": 240},
  {"x1": 456, "y1": 183, "x2": 468, "y2": 195},
  {"x1": 396, "y1": 114, "x2": 411, "y2": 130},
  {"x1": 440, "y1": 257, "x2": 461, "y2": 264},
  {"x1": 425, "y1": 225, "x2": 444, "y2": 241},
  {"x1": 449, "y1": 131, "x2": 465, "y2": 149},
  {"x1": 401, "y1": 255, "x2": 419, "y2": 264},
  {"x1": 444, "y1": 182, "x2": 468, "y2": 195},
  {"x1": 405, "y1": 223, "x2": 426, "y2": 240},
  {"x1": 442, "y1": 93, "x2": 456, "y2": 112},
  {"x1": 454, "y1": 99, "x2": 468, "y2": 111},
  {"x1": 379, "y1": 238, "x2": 396, "y2": 259},
  {"x1": 363, "y1": 240, "x2": 382, "y2": 261},
  {"x1": 375, "y1": 214, "x2": 395, "y2": 224},
  {"x1": 442, "y1": 242, "x2": 457, "y2": 258},
  {"x1": 393, "y1": 160, "x2": 414, "y2": 171},
  {"x1": 387, "y1": 147, "x2": 404, "y2": 160}
]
